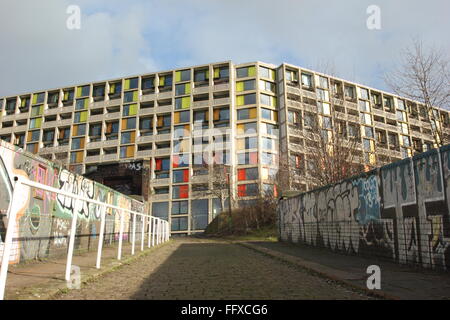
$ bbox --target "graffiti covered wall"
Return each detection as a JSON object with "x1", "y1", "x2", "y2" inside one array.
[
  {"x1": 279, "y1": 144, "x2": 450, "y2": 271},
  {"x1": 0, "y1": 140, "x2": 144, "y2": 264}
]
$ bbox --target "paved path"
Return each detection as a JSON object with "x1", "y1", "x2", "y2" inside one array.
[
  {"x1": 245, "y1": 241, "x2": 450, "y2": 300},
  {"x1": 54, "y1": 238, "x2": 371, "y2": 300}
]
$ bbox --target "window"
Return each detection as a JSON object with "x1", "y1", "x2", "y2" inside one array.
[
  {"x1": 259, "y1": 66, "x2": 276, "y2": 80},
  {"x1": 175, "y1": 70, "x2": 190, "y2": 82},
  {"x1": 285, "y1": 69, "x2": 298, "y2": 82},
  {"x1": 317, "y1": 75, "x2": 328, "y2": 89},
  {"x1": 77, "y1": 85, "x2": 90, "y2": 97},
  {"x1": 259, "y1": 80, "x2": 276, "y2": 93},
  {"x1": 174, "y1": 125, "x2": 190, "y2": 139},
  {"x1": 317, "y1": 102, "x2": 331, "y2": 115},
  {"x1": 29, "y1": 118, "x2": 42, "y2": 129},
  {"x1": 344, "y1": 85, "x2": 355, "y2": 99},
  {"x1": 155, "y1": 158, "x2": 170, "y2": 172},
  {"x1": 89, "y1": 123, "x2": 102, "y2": 139},
  {"x1": 238, "y1": 184, "x2": 259, "y2": 197},
  {"x1": 263, "y1": 123, "x2": 279, "y2": 136},
  {"x1": 237, "y1": 108, "x2": 257, "y2": 120},
  {"x1": 70, "y1": 151, "x2": 84, "y2": 163},
  {"x1": 173, "y1": 169, "x2": 189, "y2": 183},
  {"x1": 262, "y1": 137, "x2": 275, "y2": 150},
  {"x1": 237, "y1": 167, "x2": 258, "y2": 181},
  {"x1": 236, "y1": 66, "x2": 256, "y2": 78},
  {"x1": 74, "y1": 111, "x2": 88, "y2": 123},
  {"x1": 213, "y1": 66, "x2": 229, "y2": 79},
  {"x1": 105, "y1": 121, "x2": 119, "y2": 137},
  {"x1": 121, "y1": 131, "x2": 135, "y2": 144},
  {"x1": 121, "y1": 117, "x2": 136, "y2": 130},
  {"x1": 124, "y1": 78, "x2": 138, "y2": 90},
  {"x1": 27, "y1": 130, "x2": 40, "y2": 142},
  {"x1": 123, "y1": 104, "x2": 138, "y2": 116},
  {"x1": 261, "y1": 152, "x2": 277, "y2": 165},
  {"x1": 359, "y1": 100, "x2": 370, "y2": 112},
  {"x1": 237, "y1": 152, "x2": 258, "y2": 165},
  {"x1": 174, "y1": 111, "x2": 190, "y2": 124},
  {"x1": 191, "y1": 199, "x2": 209, "y2": 230},
  {"x1": 301, "y1": 73, "x2": 312, "y2": 88},
  {"x1": 236, "y1": 122, "x2": 257, "y2": 135},
  {"x1": 93, "y1": 85, "x2": 105, "y2": 98},
  {"x1": 236, "y1": 93, "x2": 256, "y2": 106},
  {"x1": 71, "y1": 137, "x2": 85, "y2": 150},
  {"x1": 364, "y1": 126, "x2": 374, "y2": 138},
  {"x1": 288, "y1": 110, "x2": 301, "y2": 126},
  {"x1": 175, "y1": 83, "x2": 191, "y2": 96},
  {"x1": 175, "y1": 96, "x2": 191, "y2": 109},
  {"x1": 171, "y1": 217, "x2": 188, "y2": 231},
  {"x1": 237, "y1": 137, "x2": 257, "y2": 150},
  {"x1": 359, "y1": 88, "x2": 369, "y2": 100},
  {"x1": 120, "y1": 145, "x2": 134, "y2": 158},
  {"x1": 316, "y1": 88, "x2": 329, "y2": 101},
  {"x1": 142, "y1": 77, "x2": 155, "y2": 91},
  {"x1": 72, "y1": 124, "x2": 86, "y2": 136},
  {"x1": 236, "y1": 79, "x2": 256, "y2": 92},
  {"x1": 172, "y1": 201, "x2": 188, "y2": 215},
  {"x1": 172, "y1": 185, "x2": 189, "y2": 199},
  {"x1": 194, "y1": 69, "x2": 209, "y2": 82},
  {"x1": 156, "y1": 114, "x2": 171, "y2": 128},
  {"x1": 62, "y1": 89, "x2": 74, "y2": 102},
  {"x1": 260, "y1": 94, "x2": 277, "y2": 107},
  {"x1": 152, "y1": 202, "x2": 169, "y2": 221},
  {"x1": 31, "y1": 105, "x2": 44, "y2": 117},
  {"x1": 172, "y1": 154, "x2": 189, "y2": 168},
  {"x1": 124, "y1": 91, "x2": 138, "y2": 103},
  {"x1": 32, "y1": 92, "x2": 45, "y2": 104}
]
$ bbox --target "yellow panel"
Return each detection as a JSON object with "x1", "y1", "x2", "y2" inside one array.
[
  {"x1": 248, "y1": 66, "x2": 256, "y2": 77},
  {"x1": 249, "y1": 108, "x2": 257, "y2": 119}
]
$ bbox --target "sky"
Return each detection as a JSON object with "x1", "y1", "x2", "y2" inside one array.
[{"x1": 0, "y1": 0, "x2": 449, "y2": 97}]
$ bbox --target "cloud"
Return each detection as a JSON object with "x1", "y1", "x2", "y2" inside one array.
[{"x1": 0, "y1": 0, "x2": 449, "y2": 97}]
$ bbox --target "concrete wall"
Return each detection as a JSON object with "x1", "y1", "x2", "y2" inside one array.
[
  {"x1": 0, "y1": 140, "x2": 144, "y2": 265},
  {"x1": 278, "y1": 144, "x2": 450, "y2": 271}
]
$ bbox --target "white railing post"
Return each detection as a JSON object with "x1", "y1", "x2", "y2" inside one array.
[
  {"x1": 141, "y1": 215, "x2": 145, "y2": 251},
  {"x1": 152, "y1": 218, "x2": 156, "y2": 247},
  {"x1": 65, "y1": 199, "x2": 80, "y2": 282},
  {"x1": 0, "y1": 178, "x2": 26, "y2": 300},
  {"x1": 156, "y1": 219, "x2": 160, "y2": 245},
  {"x1": 166, "y1": 221, "x2": 169, "y2": 241},
  {"x1": 96, "y1": 205, "x2": 106, "y2": 269},
  {"x1": 147, "y1": 217, "x2": 152, "y2": 248},
  {"x1": 117, "y1": 210, "x2": 124, "y2": 260},
  {"x1": 131, "y1": 212, "x2": 136, "y2": 255}
]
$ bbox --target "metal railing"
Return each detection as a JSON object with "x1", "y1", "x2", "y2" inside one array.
[{"x1": 0, "y1": 175, "x2": 170, "y2": 300}]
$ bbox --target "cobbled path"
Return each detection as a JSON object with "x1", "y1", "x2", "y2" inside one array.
[{"x1": 55, "y1": 237, "x2": 372, "y2": 300}]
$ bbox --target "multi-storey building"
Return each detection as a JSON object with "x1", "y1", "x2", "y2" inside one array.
[{"x1": 1, "y1": 61, "x2": 449, "y2": 235}]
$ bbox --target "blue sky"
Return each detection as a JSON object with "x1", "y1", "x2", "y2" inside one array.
[{"x1": 0, "y1": 0, "x2": 449, "y2": 97}]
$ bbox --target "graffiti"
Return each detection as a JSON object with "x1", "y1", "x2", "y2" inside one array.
[
  {"x1": 0, "y1": 140, "x2": 144, "y2": 265},
  {"x1": 279, "y1": 144, "x2": 450, "y2": 271}
]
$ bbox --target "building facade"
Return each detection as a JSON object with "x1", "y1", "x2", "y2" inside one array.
[{"x1": 1, "y1": 61, "x2": 449, "y2": 235}]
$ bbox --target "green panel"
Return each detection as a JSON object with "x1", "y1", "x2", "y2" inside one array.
[
  {"x1": 84, "y1": 98, "x2": 90, "y2": 108},
  {"x1": 159, "y1": 76, "x2": 165, "y2": 86},
  {"x1": 236, "y1": 81, "x2": 244, "y2": 92},
  {"x1": 205, "y1": 70, "x2": 209, "y2": 79},
  {"x1": 271, "y1": 96, "x2": 277, "y2": 107},
  {"x1": 214, "y1": 68, "x2": 220, "y2": 78},
  {"x1": 34, "y1": 118, "x2": 42, "y2": 128},
  {"x1": 39, "y1": 105, "x2": 44, "y2": 115},
  {"x1": 248, "y1": 66, "x2": 256, "y2": 77},
  {"x1": 32, "y1": 94, "x2": 38, "y2": 105},
  {"x1": 109, "y1": 83, "x2": 116, "y2": 94},
  {"x1": 80, "y1": 111, "x2": 88, "y2": 122},
  {"x1": 185, "y1": 83, "x2": 191, "y2": 95},
  {"x1": 236, "y1": 95, "x2": 244, "y2": 106},
  {"x1": 175, "y1": 71, "x2": 181, "y2": 82},
  {"x1": 124, "y1": 79, "x2": 130, "y2": 90},
  {"x1": 271, "y1": 70, "x2": 276, "y2": 80},
  {"x1": 181, "y1": 96, "x2": 190, "y2": 109},
  {"x1": 133, "y1": 91, "x2": 139, "y2": 102},
  {"x1": 129, "y1": 104, "x2": 138, "y2": 115},
  {"x1": 76, "y1": 87, "x2": 82, "y2": 97}
]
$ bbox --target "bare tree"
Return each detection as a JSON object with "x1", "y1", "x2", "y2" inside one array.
[
  {"x1": 208, "y1": 164, "x2": 232, "y2": 216},
  {"x1": 303, "y1": 112, "x2": 366, "y2": 188},
  {"x1": 385, "y1": 39, "x2": 450, "y2": 146}
]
